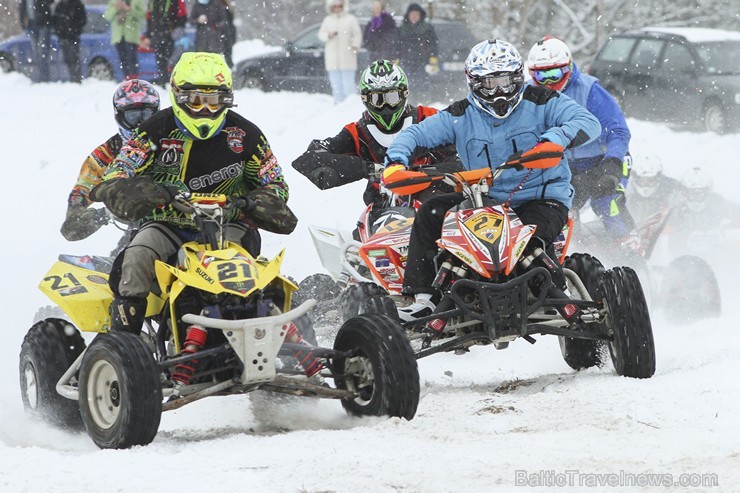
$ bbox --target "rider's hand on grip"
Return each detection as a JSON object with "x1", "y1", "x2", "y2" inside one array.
[
  {"x1": 90, "y1": 176, "x2": 176, "y2": 222},
  {"x1": 506, "y1": 141, "x2": 565, "y2": 169},
  {"x1": 381, "y1": 164, "x2": 405, "y2": 186}
]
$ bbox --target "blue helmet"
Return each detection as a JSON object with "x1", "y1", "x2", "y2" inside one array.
[{"x1": 465, "y1": 39, "x2": 525, "y2": 118}]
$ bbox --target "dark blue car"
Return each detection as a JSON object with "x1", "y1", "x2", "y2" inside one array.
[{"x1": 0, "y1": 4, "x2": 192, "y2": 82}]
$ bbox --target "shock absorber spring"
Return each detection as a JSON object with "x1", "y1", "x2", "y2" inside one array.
[
  {"x1": 172, "y1": 324, "x2": 208, "y2": 386},
  {"x1": 285, "y1": 322, "x2": 323, "y2": 377}
]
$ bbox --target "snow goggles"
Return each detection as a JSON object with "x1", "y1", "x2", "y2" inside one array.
[
  {"x1": 531, "y1": 65, "x2": 570, "y2": 85},
  {"x1": 122, "y1": 107, "x2": 156, "y2": 127},
  {"x1": 469, "y1": 73, "x2": 523, "y2": 95},
  {"x1": 361, "y1": 89, "x2": 407, "y2": 109},
  {"x1": 174, "y1": 87, "x2": 234, "y2": 113}
]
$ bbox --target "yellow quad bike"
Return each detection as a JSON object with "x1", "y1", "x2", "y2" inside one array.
[{"x1": 20, "y1": 193, "x2": 419, "y2": 449}]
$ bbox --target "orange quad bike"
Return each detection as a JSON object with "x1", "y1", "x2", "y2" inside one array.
[{"x1": 356, "y1": 151, "x2": 656, "y2": 379}]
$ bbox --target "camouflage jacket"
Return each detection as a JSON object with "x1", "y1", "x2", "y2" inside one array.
[{"x1": 101, "y1": 108, "x2": 289, "y2": 229}]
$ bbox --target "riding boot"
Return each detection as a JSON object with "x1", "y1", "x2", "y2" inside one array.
[{"x1": 109, "y1": 296, "x2": 147, "y2": 335}]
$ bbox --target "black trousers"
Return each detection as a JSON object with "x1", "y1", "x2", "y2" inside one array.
[
  {"x1": 59, "y1": 37, "x2": 81, "y2": 83},
  {"x1": 116, "y1": 41, "x2": 139, "y2": 79},
  {"x1": 402, "y1": 192, "x2": 569, "y2": 294},
  {"x1": 153, "y1": 38, "x2": 174, "y2": 84}
]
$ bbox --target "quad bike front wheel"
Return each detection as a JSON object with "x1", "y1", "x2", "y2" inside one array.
[
  {"x1": 333, "y1": 314, "x2": 419, "y2": 420},
  {"x1": 79, "y1": 332, "x2": 162, "y2": 449},
  {"x1": 560, "y1": 253, "x2": 606, "y2": 370},
  {"x1": 600, "y1": 267, "x2": 656, "y2": 379},
  {"x1": 19, "y1": 318, "x2": 86, "y2": 429}
]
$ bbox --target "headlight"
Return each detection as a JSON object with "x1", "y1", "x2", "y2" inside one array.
[{"x1": 735, "y1": 93, "x2": 740, "y2": 104}]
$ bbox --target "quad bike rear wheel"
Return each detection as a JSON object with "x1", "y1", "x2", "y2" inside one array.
[
  {"x1": 19, "y1": 318, "x2": 86, "y2": 429},
  {"x1": 339, "y1": 282, "x2": 398, "y2": 322},
  {"x1": 333, "y1": 314, "x2": 419, "y2": 420},
  {"x1": 79, "y1": 332, "x2": 162, "y2": 449},
  {"x1": 600, "y1": 267, "x2": 656, "y2": 378},
  {"x1": 560, "y1": 253, "x2": 606, "y2": 370}
]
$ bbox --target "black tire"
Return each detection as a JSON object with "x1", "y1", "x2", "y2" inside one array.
[
  {"x1": 358, "y1": 294, "x2": 400, "y2": 323},
  {"x1": 0, "y1": 53, "x2": 15, "y2": 73},
  {"x1": 19, "y1": 319, "x2": 86, "y2": 429},
  {"x1": 239, "y1": 70, "x2": 265, "y2": 91},
  {"x1": 661, "y1": 255, "x2": 721, "y2": 324},
  {"x1": 332, "y1": 314, "x2": 419, "y2": 420},
  {"x1": 560, "y1": 254, "x2": 606, "y2": 370},
  {"x1": 703, "y1": 100, "x2": 727, "y2": 134},
  {"x1": 339, "y1": 282, "x2": 394, "y2": 323},
  {"x1": 296, "y1": 273, "x2": 341, "y2": 304},
  {"x1": 600, "y1": 267, "x2": 656, "y2": 379},
  {"x1": 79, "y1": 332, "x2": 162, "y2": 449},
  {"x1": 87, "y1": 58, "x2": 114, "y2": 81}
]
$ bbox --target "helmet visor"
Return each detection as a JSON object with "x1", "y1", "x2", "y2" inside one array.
[
  {"x1": 174, "y1": 88, "x2": 234, "y2": 115},
  {"x1": 122, "y1": 107, "x2": 156, "y2": 128},
  {"x1": 361, "y1": 89, "x2": 406, "y2": 109},
  {"x1": 531, "y1": 65, "x2": 570, "y2": 85},
  {"x1": 470, "y1": 73, "x2": 523, "y2": 96}
]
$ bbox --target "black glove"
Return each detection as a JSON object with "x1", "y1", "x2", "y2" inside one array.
[
  {"x1": 239, "y1": 188, "x2": 297, "y2": 234},
  {"x1": 594, "y1": 157, "x2": 624, "y2": 197},
  {"x1": 60, "y1": 207, "x2": 110, "y2": 241},
  {"x1": 90, "y1": 176, "x2": 176, "y2": 222}
]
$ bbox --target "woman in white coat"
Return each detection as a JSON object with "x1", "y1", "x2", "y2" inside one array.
[{"x1": 318, "y1": 0, "x2": 362, "y2": 103}]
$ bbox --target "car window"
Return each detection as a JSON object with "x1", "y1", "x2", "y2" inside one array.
[
  {"x1": 432, "y1": 23, "x2": 477, "y2": 61},
  {"x1": 631, "y1": 39, "x2": 664, "y2": 69},
  {"x1": 84, "y1": 11, "x2": 110, "y2": 35},
  {"x1": 695, "y1": 41, "x2": 740, "y2": 75},
  {"x1": 292, "y1": 27, "x2": 322, "y2": 51},
  {"x1": 597, "y1": 37, "x2": 636, "y2": 63},
  {"x1": 663, "y1": 42, "x2": 695, "y2": 72}
]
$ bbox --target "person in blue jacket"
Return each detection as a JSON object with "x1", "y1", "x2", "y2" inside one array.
[
  {"x1": 528, "y1": 36, "x2": 634, "y2": 240},
  {"x1": 383, "y1": 38, "x2": 601, "y2": 323}
]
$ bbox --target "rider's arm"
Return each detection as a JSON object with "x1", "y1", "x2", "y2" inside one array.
[
  {"x1": 586, "y1": 83, "x2": 631, "y2": 161},
  {"x1": 241, "y1": 131, "x2": 289, "y2": 202},
  {"x1": 385, "y1": 111, "x2": 456, "y2": 166},
  {"x1": 539, "y1": 91, "x2": 601, "y2": 150}
]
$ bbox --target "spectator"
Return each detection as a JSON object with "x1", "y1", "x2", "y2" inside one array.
[
  {"x1": 189, "y1": 0, "x2": 230, "y2": 55},
  {"x1": 397, "y1": 3, "x2": 439, "y2": 93},
  {"x1": 19, "y1": 0, "x2": 54, "y2": 82},
  {"x1": 104, "y1": 0, "x2": 147, "y2": 80},
  {"x1": 52, "y1": 0, "x2": 87, "y2": 83},
  {"x1": 221, "y1": 0, "x2": 237, "y2": 67},
  {"x1": 363, "y1": 1, "x2": 397, "y2": 61},
  {"x1": 318, "y1": 0, "x2": 362, "y2": 103},
  {"x1": 143, "y1": 0, "x2": 187, "y2": 85}
]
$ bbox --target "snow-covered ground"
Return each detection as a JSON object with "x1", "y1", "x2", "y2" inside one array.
[{"x1": 1, "y1": 43, "x2": 739, "y2": 492}]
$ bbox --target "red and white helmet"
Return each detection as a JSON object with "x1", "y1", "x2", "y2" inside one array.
[{"x1": 527, "y1": 36, "x2": 573, "y2": 92}]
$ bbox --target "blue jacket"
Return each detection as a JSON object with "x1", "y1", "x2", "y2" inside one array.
[
  {"x1": 550, "y1": 64, "x2": 631, "y2": 173},
  {"x1": 385, "y1": 86, "x2": 601, "y2": 209}
]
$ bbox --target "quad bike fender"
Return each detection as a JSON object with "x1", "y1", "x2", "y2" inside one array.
[
  {"x1": 155, "y1": 242, "x2": 288, "y2": 300},
  {"x1": 309, "y1": 224, "x2": 355, "y2": 281},
  {"x1": 181, "y1": 299, "x2": 317, "y2": 385}
]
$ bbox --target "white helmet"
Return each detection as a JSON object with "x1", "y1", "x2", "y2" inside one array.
[
  {"x1": 465, "y1": 39, "x2": 525, "y2": 119},
  {"x1": 681, "y1": 166, "x2": 713, "y2": 211},
  {"x1": 631, "y1": 155, "x2": 664, "y2": 198},
  {"x1": 527, "y1": 37, "x2": 573, "y2": 92}
]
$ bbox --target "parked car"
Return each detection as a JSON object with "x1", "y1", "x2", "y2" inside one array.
[
  {"x1": 0, "y1": 4, "x2": 193, "y2": 83},
  {"x1": 588, "y1": 27, "x2": 740, "y2": 133},
  {"x1": 233, "y1": 18, "x2": 478, "y2": 102}
]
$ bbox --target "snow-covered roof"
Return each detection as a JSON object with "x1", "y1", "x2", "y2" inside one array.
[{"x1": 638, "y1": 26, "x2": 740, "y2": 43}]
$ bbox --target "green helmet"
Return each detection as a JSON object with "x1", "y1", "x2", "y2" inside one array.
[
  {"x1": 169, "y1": 52, "x2": 234, "y2": 140},
  {"x1": 360, "y1": 60, "x2": 410, "y2": 132}
]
